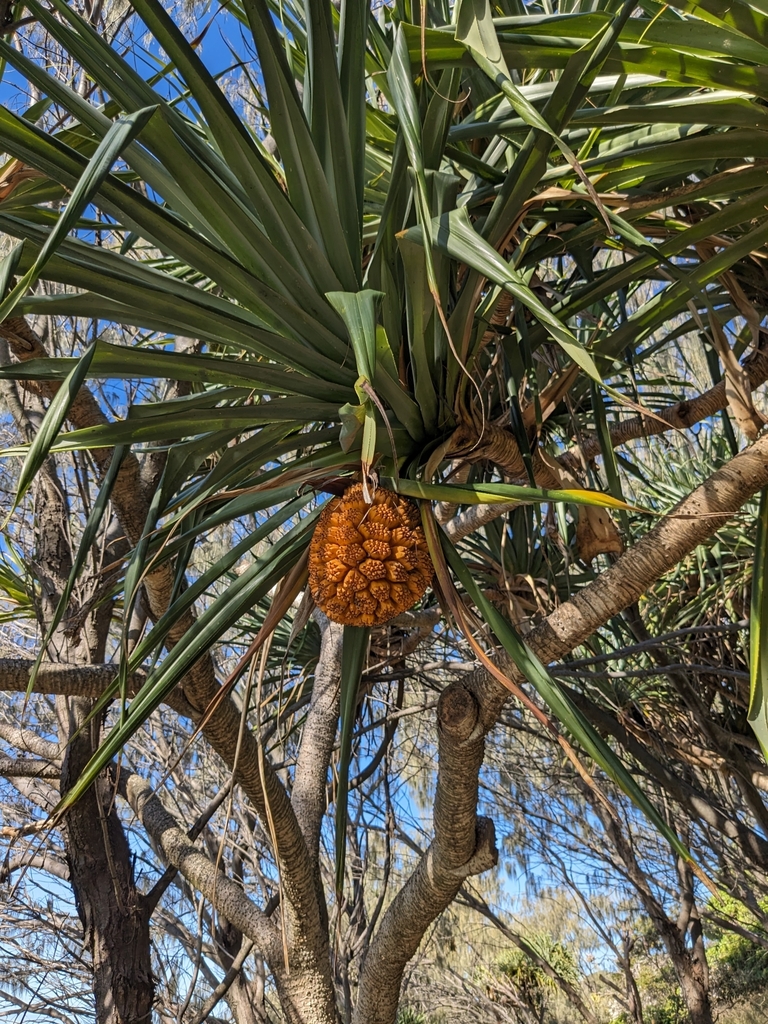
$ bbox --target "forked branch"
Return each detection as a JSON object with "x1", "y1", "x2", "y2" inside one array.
[{"x1": 359, "y1": 430, "x2": 768, "y2": 1021}]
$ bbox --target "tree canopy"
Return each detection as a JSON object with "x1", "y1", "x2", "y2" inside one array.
[{"x1": 1, "y1": 0, "x2": 768, "y2": 1021}]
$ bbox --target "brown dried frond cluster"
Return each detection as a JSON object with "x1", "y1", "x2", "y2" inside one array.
[{"x1": 308, "y1": 483, "x2": 433, "y2": 626}]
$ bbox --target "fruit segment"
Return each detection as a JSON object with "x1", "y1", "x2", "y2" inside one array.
[{"x1": 308, "y1": 484, "x2": 433, "y2": 626}]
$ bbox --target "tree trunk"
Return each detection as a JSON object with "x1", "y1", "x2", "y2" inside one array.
[
  {"x1": 677, "y1": 969, "x2": 713, "y2": 1024},
  {"x1": 22, "y1": 420, "x2": 156, "y2": 1024},
  {"x1": 583, "y1": 781, "x2": 713, "y2": 1024},
  {"x1": 60, "y1": 698, "x2": 155, "y2": 1024},
  {"x1": 669, "y1": 857, "x2": 712, "y2": 1024},
  {"x1": 621, "y1": 949, "x2": 644, "y2": 1024}
]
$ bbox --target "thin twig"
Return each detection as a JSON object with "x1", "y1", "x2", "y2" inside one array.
[{"x1": 189, "y1": 939, "x2": 256, "y2": 1024}]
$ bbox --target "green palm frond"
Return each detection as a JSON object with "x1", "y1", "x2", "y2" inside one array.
[{"x1": 1, "y1": 0, "x2": 766, "y2": 829}]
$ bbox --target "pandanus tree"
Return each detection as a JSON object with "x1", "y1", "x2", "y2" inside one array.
[{"x1": 2, "y1": 0, "x2": 768, "y2": 1021}]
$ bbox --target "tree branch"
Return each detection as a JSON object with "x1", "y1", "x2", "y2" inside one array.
[
  {"x1": 0, "y1": 659, "x2": 196, "y2": 717},
  {"x1": 0, "y1": 720, "x2": 60, "y2": 761},
  {"x1": 190, "y1": 939, "x2": 258, "y2": 1024},
  {"x1": 120, "y1": 772, "x2": 281, "y2": 963},
  {"x1": 0, "y1": 852, "x2": 70, "y2": 882},
  {"x1": 1, "y1": 316, "x2": 329, "y2": 991},
  {"x1": 144, "y1": 780, "x2": 235, "y2": 913},
  {"x1": 353, "y1": 681, "x2": 498, "y2": 1024},
  {"x1": 291, "y1": 612, "x2": 343, "y2": 868},
  {"x1": 478, "y1": 431, "x2": 768, "y2": 718},
  {"x1": 560, "y1": 336, "x2": 768, "y2": 475},
  {"x1": 444, "y1": 337, "x2": 768, "y2": 542},
  {"x1": 360, "y1": 432, "x2": 768, "y2": 1022},
  {"x1": 0, "y1": 756, "x2": 59, "y2": 779},
  {"x1": 444, "y1": 499, "x2": 520, "y2": 542}
]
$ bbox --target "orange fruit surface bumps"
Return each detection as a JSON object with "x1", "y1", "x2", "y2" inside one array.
[{"x1": 309, "y1": 483, "x2": 433, "y2": 626}]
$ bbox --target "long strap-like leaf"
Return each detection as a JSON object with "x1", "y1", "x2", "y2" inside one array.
[
  {"x1": 0, "y1": 105, "x2": 158, "y2": 323},
  {"x1": 23, "y1": 446, "x2": 126, "y2": 703},
  {"x1": 5, "y1": 341, "x2": 96, "y2": 522},
  {"x1": 434, "y1": 511, "x2": 697, "y2": 867},
  {"x1": 335, "y1": 624, "x2": 370, "y2": 896}
]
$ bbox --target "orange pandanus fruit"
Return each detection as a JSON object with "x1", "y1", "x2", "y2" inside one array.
[{"x1": 308, "y1": 483, "x2": 433, "y2": 626}]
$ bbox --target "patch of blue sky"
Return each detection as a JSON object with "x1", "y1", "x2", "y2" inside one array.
[
  {"x1": 0, "y1": 37, "x2": 53, "y2": 117},
  {"x1": 118, "y1": 4, "x2": 264, "y2": 123},
  {"x1": 0, "y1": 3, "x2": 268, "y2": 144},
  {"x1": 0, "y1": 781, "x2": 217, "y2": 1018}
]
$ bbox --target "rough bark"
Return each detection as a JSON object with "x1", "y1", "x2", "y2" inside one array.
[
  {"x1": 4, "y1": 312, "x2": 768, "y2": 1023},
  {"x1": 4, "y1": 424, "x2": 768, "y2": 1021},
  {"x1": 353, "y1": 681, "x2": 498, "y2": 1024},
  {"x1": 4, "y1": 422, "x2": 768, "y2": 1022},
  {"x1": 355, "y1": 433, "x2": 768, "y2": 1020},
  {"x1": 676, "y1": 859, "x2": 712, "y2": 1024},
  {"x1": 0, "y1": 756, "x2": 59, "y2": 779},
  {"x1": 2, "y1": 316, "x2": 338, "y2": 1017},
  {"x1": 0, "y1": 719, "x2": 60, "y2": 760},
  {"x1": 123, "y1": 773, "x2": 280, "y2": 960},
  {"x1": 0, "y1": 660, "x2": 196, "y2": 713},
  {"x1": 61, "y1": 703, "x2": 154, "y2": 1024},
  {"x1": 11, "y1": 372, "x2": 156, "y2": 1024},
  {"x1": 291, "y1": 612, "x2": 343, "y2": 866},
  {"x1": 122, "y1": 771, "x2": 340, "y2": 1024}
]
